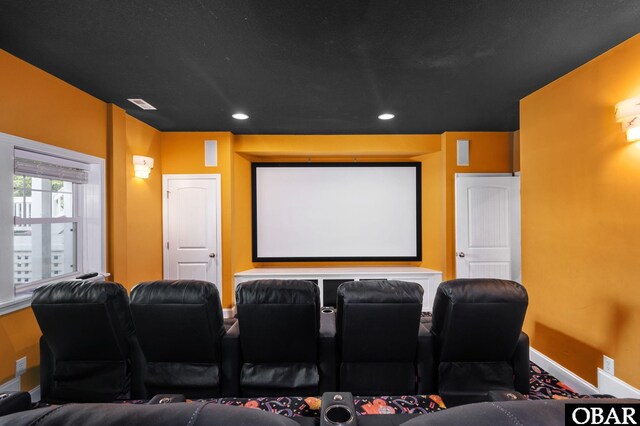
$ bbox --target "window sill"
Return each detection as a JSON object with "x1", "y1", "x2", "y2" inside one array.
[{"x1": 0, "y1": 295, "x2": 32, "y2": 317}]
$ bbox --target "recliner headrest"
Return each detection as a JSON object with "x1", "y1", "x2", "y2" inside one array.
[
  {"x1": 430, "y1": 278, "x2": 529, "y2": 362},
  {"x1": 130, "y1": 280, "x2": 221, "y2": 305},
  {"x1": 32, "y1": 280, "x2": 127, "y2": 305},
  {"x1": 32, "y1": 280, "x2": 134, "y2": 340},
  {"x1": 236, "y1": 280, "x2": 319, "y2": 305},
  {"x1": 338, "y1": 280, "x2": 423, "y2": 304},
  {"x1": 435, "y1": 279, "x2": 528, "y2": 305}
]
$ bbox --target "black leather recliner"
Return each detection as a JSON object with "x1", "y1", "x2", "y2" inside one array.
[
  {"x1": 336, "y1": 280, "x2": 425, "y2": 395},
  {"x1": 0, "y1": 401, "x2": 305, "y2": 426},
  {"x1": 31, "y1": 280, "x2": 146, "y2": 403},
  {"x1": 130, "y1": 280, "x2": 226, "y2": 398},
  {"x1": 235, "y1": 279, "x2": 334, "y2": 396},
  {"x1": 429, "y1": 278, "x2": 530, "y2": 406}
]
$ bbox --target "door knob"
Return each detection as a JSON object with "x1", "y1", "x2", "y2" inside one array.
[
  {"x1": 209, "y1": 253, "x2": 216, "y2": 258},
  {"x1": 456, "y1": 252, "x2": 465, "y2": 258}
]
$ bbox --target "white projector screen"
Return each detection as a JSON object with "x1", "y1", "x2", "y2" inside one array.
[{"x1": 252, "y1": 162, "x2": 421, "y2": 261}]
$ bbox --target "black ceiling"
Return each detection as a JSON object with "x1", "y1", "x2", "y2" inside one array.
[{"x1": 1, "y1": 1, "x2": 639, "y2": 134}]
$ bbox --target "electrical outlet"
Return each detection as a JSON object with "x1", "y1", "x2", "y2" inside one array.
[
  {"x1": 16, "y1": 356, "x2": 27, "y2": 376},
  {"x1": 603, "y1": 355, "x2": 615, "y2": 376}
]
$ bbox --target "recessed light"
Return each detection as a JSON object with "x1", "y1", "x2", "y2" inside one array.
[
  {"x1": 127, "y1": 98, "x2": 157, "y2": 110},
  {"x1": 378, "y1": 113, "x2": 395, "y2": 120},
  {"x1": 232, "y1": 113, "x2": 249, "y2": 120}
]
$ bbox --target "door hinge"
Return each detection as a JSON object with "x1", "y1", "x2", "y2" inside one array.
[
  {"x1": 166, "y1": 190, "x2": 170, "y2": 198},
  {"x1": 166, "y1": 241, "x2": 169, "y2": 250}
]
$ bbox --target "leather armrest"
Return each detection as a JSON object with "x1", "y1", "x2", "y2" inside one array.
[
  {"x1": 319, "y1": 310, "x2": 337, "y2": 393},
  {"x1": 221, "y1": 321, "x2": 241, "y2": 397},
  {"x1": 512, "y1": 331, "x2": 530, "y2": 394},
  {"x1": 416, "y1": 323, "x2": 437, "y2": 394},
  {"x1": 129, "y1": 336, "x2": 148, "y2": 400},
  {"x1": 39, "y1": 336, "x2": 54, "y2": 403},
  {"x1": 0, "y1": 391, "x2": 31, "y2": 417}
]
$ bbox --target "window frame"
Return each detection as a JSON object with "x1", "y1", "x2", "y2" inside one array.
[{"x1": 0, "y1": 131, "x2": 106, "y2": 316}]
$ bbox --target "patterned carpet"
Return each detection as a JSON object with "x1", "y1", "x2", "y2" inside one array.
[{"x1": 172, "y1": 361, "x2": 610, "y2": 417}]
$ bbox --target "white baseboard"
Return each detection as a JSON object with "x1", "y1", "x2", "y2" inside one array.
[
  {"x1": 0, "y1": 376, "x2": 20, "y2": 392},
  {"x1": 530, "y1": 347, "x2": 599, "y2": 395},
  {"x1": 597, "y1": 369, "x2": 640, "y2": 399},
  {"x1": 223, "y1": 305, "x2": 236, "y2": 319},
  {"x1": 29, "y1": 385, "x2": 41, "y2": 402}
]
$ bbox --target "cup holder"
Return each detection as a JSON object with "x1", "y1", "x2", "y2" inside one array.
[
  {"x1": 325, "y1": 405, "x2": 353, "y2": 425},
  {"x1": 322, "y1": 307, "x2": 335, "y2": 313}
]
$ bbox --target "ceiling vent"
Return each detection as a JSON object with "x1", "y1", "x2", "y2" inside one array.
[{"x1": 127, "y1": 98, "x2": 157, "y2": 110}]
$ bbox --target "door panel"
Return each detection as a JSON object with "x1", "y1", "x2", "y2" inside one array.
[
  {"x1": 163, "y1": 176, "x2": 220, "y2": 295},
  {"x1": 468, "y1": 262, "x2": 511, "y2": 280},
  {"x1": 177, "y1": 263, "x2": 208, "y2": 281},
  {"x1": 176, "y1": 187, "x2": 209, "y2": 248},
  {"x1": 455, "y1": 175, "x2": 521, "y2": 281},
  {"x1": 468, "y1": 187, "x2": 509, "y2": 248}
]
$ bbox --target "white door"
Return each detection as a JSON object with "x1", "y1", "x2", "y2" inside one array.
[
  {"x1": 163, "y1": 175, "x2": 221, "y2": 295},
  {"x1": 455, "y1": 174, "x2": 521, "y2": 281}
]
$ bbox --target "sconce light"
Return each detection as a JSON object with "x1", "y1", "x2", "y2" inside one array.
[
  {"x1": 615, "y1": 97, "x2": 640, "y2": 142},
  {"x1": 133, "y1": 155, "x2": 154, "y2": 179}
]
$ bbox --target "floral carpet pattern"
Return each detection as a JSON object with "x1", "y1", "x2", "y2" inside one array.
[
  {"x1": 115, "y1": 362, "x2": 610, "y2": 418},
  {"x1": 188, "y1": 362, "x2": 610, "y2": 417}
]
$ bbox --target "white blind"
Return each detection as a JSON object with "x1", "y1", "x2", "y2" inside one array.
[{"x1": 14, "y1": 150, "x2": 89, "y2": 184}]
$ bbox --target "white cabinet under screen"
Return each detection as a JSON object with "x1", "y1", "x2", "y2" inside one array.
[{"x1": 234, "y1": 267, "x2": 443, "y2": 312}]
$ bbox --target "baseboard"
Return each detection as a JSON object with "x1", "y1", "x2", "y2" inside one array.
[
  {"x1": 529, "y1": 347, "x2": 598, "y2": 395},
  {"x1": 0, "y1": 376, "x2": 20, "y2": 392},
  {"x1": 597, "y1": 369, "x2": 640, "y2": 399},
  {"x1": 29, "y1": 385, "x2": 41, "y2": 402},
  {"x1": 223, "y1": 305, "x2": 236, "y2": 319}
]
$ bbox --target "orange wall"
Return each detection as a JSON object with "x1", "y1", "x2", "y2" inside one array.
[
  {"x1": 441, "y1": 132, "x2": 514, "y2": 279},
  {"x1": 232, "y1": 152, "x2": 257, "y2": 279},
  {"x1": 125, "y1": 115, "x2": 163, "y2": 287},
  {"x1": 521, "y1": 34, "x2": 640, "y2": 387},
  {"x1": 419, "y1": 151, "x2": 445, "y2": 272},
  {"x1": 0, "y1": 309, "x2": 41, "y2": 392},
  {"x1": 107, "y1": 107, "x2": 164, "y2": 289},
  {"x1": 0, "y1": 49, "x2": 109, "y2": 389},
  {"x1": 235, "y1": 134, "x2": 441, "y2": 157},
  {"x1": 107, "y1": 105, "x2": 129, "y2": 284},
  {"x1": 513, "y1": 130, "x2": 520, "y2": 172}
]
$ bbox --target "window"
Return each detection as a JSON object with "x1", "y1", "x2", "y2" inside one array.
[
  {"x1": 0, "y1": 132, "x2": 106, "y2": 312},
  {"x1": 13, "y1": 171, "x2": 81, "y2": 292}
]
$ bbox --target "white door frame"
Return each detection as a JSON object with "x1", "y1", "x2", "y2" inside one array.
[
  {"x1": 454, "y1": 172, "x2": 521, "y2": 282},
  {"x1": 162, "y1": 174, "x2": 223, "y2": 296}
]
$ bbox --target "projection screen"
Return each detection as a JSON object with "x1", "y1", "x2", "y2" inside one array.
[{"x1": 252, "y1": 162, "x2": 421, "y2": 261}]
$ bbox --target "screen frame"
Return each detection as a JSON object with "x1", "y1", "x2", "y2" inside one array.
[{"x1": 251, "y1": 161, "x2": 422, "y2": 262}]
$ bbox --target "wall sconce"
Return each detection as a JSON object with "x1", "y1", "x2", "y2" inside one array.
[
  {"x1": 133, "y1": 155, "x2": 154, "y2": 179},
  {"x1": 615, "y1": 97, "x2": 640, "y2": 142}
]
